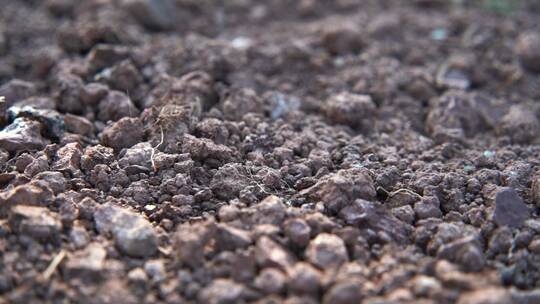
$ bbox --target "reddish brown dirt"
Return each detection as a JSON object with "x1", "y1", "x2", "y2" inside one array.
[{"x1": 2, "y1": 0, "x2": 540, "y2": 303}]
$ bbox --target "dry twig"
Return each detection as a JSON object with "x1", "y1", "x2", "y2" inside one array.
[
  {"x1": 42, "y1": 250, "x2": 67, "y2": 281},
  {"x1": 377, "y1": 186, "x2": 422, "y2": 199}
]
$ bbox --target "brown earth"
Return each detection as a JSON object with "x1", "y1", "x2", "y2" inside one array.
[{"x1": 1, "y1": 0, "x2": 540, "y2": 303}]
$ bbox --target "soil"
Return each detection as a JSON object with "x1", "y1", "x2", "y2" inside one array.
[{"x1": 1, "y1": 0, "x2": 540, "y2": 303}]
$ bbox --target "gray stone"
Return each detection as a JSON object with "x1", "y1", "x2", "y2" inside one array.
[
  {"x1": 118, "y1": 142, "x2": 154, "y2": 169},
  {"x1": 128, "y1": 267, "x2": 148, "y2": 284},
  {"x1": 492, "y1": 187, "x2": 529, "y2": 228},
  {"x1": 8, "y1": 105, "x2": 65, "y2": 140},
  {"x1": 69, "y1": 226, "x2": 90, "y2": 249},
  {"x1": 144, "y1": 259, "x2": 166, "y2": 283},
  {"x1": 0, "y1": 118, "x2": 47, "y2": 154},
  {"x1": 94, "y1": 203, "x2": 158, "y2": 258},
  {"x1": 427, "y1": 222, "x2": 480, "y2": 255}
]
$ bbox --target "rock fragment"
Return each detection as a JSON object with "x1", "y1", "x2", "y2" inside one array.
[
  {"x1": 101, "y1": 117, "x2": 144, "y2": 151},
  {"x1": 339, "y1": 199, "x2": 413, "y2": 244},
  {"x1": 426, "y1": 91, "x2": 487, "y2": 141},
  {"x1": 321, "y1": 25, "x2": 364, "y2": 55},
  {"x1": 497, "y1": 105, "x2": 540, "y2": 144},
  {"x1": 284, "y1": 218, "x2": 311, "y2": 248},
  {"x1": 64, "y1": 243, "x2": 107, "y2": 281},
  {"x1": 254, "y1": 268, "x2": 286, "y2": 295},
  {"x1": 300, "y1": 168, "x2": 376, "y2": 214},
  {"x1": 214, "y1": 223, "x2": 252, "y2": 252},
  {"x1": 255, "y1": 236, "x2": 296, "y2": 270},
  {"x1": 100, "y1": 60, "x2": 143, "y2": 92},
  {"x1": 98, "y1": 91, "x2": 139, "y2": 122},
  {"x1": 52, "y1": 142, "x2": 83, "y2": 175},
  {"x1": 9, "y1": 205, "x2": 62, "y2": 242},
  {"x1": 210, "y1": 163, "x2": 250, "y2": 200},
  {"x1": 0, "y1": 184, "x2": 54, "y2": 214},
  {"x1": 322, "y1": 279, "x2": 364, "y2": 304},
  {"x1": 144, "y1": 259, "x2": 166, "y2": 283},
  {"x1": 515, "y1": 31, "x2": 540, "y2": 73},
  {"x1": 94, "y1": 203, "x2": 158, "y2": 258},
  {"x1": 80, "y1": 145, "x2": 115, "y2": 172},
  {"x1": 492, "y1": 187, "x2": 529, "y2": 228},
  {"x1": 64, "y1": 114, "x2": 94, "y2": 136},
  {"x1": 437, "y1": 236, "x2": 485, "y2": 272},
  {"x1": 33, "y1": 171, "x2": 66, "y2": 194},
  {"x1": 182, "y1": 134, "x2": 236, "y2": 165},
  {"x1": 305, "y1": 233, "x2": 348, "y2": 270},
  {"x1": 251, "y1": 196, "x2": 287, "y2": 226},
  {"x1": 53, "y1": 73, "x2": 84, "y2": 114},
  {"x1": 174, "y1": 220, "x2": 215, "y2": 268},
  {"x1": 87, "y1": 44, "x2": 130, "y2": 73},
  {"x1": 286, "y1": 262, "x2": 322, "y2": 295},
  {"x1": 8, "y1": 106, "x2": 65, "y2": 141},
  {"x1": 325, "y1": 92, "x2": 376, "y2": 129},
  {"x1": 118, "y1": 142, "x2": 154, "y2": 169},
  {"x1": 222, "y1": 88, "x2": 264, "y2": 121},
  {"x1": 0, "y1": 118, "x2": 47, "y2": 154}
]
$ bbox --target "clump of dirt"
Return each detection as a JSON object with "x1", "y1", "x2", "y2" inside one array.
[{"x1": 2, "y1": 0, "x2": 540, "y2": 303}]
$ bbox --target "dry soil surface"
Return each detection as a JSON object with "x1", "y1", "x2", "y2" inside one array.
[{"x1": 2, "y1": 0, "x2": 540, "y2": 303}]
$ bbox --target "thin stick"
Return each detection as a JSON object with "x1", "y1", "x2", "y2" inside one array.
[
  {"x1": 377, "y1": 186, "x2": 422, "y2": 199},
  {"x1": 151, "y1": 125, "x2": 165, "y2": 172},
  {"x1": 42, "y1": 250, "x2": 67, "y2": 280},
  {"x1": 390, "y1": 188, "x2": 422, "y2": 199}
]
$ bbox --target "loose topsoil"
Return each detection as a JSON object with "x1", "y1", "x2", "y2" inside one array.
[{"x1": 2, "y1": 0, "x2": 540, "y2": 303}]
